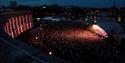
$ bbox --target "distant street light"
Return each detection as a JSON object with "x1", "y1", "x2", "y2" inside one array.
[
  {"x1": 94, "y1": 20, "x2": 97, "y2": 23},
  {"x1": 42, "y1": 6, "x2": 46, "y2": 9},
  {"x1": 49, "y1": 51, "x2": 53, "y2": 55},
  {"x1": 117, "y1": 16, "x2": 121, "y2": 22},
  {"x1": 85, "y1": 18, "x2": 88, "y2": 21},
  {"x1": 36, "y1": 18, "x2": 41, "y2": 21},
  {"x1": 35, "y1": 37, "x2": 38, "y2": 39}
]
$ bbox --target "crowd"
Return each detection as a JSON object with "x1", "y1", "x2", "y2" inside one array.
[
  {"x1": 31, "y1": 22, "x2": 119, "y2": 63},
  {"x1": 17, "y1": 19, "x2": 120, "y2": 63},
  {"x1": 43, "y1": 26, "x2": 119, "y2": 63}
]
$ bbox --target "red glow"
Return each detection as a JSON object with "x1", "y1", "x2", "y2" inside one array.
[
  {"x1": 4, "y1": 24, "x2": 7, "y2": 33},
  {"x1": 19, "y1": 16, "x2": 23, "y2": 33},
  {"x1": 22, "y1": 16, "x2": 25, "y2": 32},
  {"x1": 29, "y1": 15, "x2": 33, "y2": 28},
  {"x1": 11, "y1": 17, "x2": 17, "y2": 37},
  {"x1": 6, "y1": 22, "x2": 9, "y2": 34},
  {"x1": 15, "y1": 17, "x2": 20, "y2": 35},
  {"x1": 18, "y1": 16, "x2": 21, "y2": 34},
  {"x1": 8, "y1": 19, "x2": 14, "y2": 38},
  {"x1": 49, "y1": 28, "x2": 102, "y2": 43},
  {"x1": 26, "y1": 15, "x2": 30, "y2": 29},
  {"x1": 3, "y1": 14, "x2": 33, "y2": 38},
  {"x1": 25, "y1": 15, "x2": 29, "y2": 29}
]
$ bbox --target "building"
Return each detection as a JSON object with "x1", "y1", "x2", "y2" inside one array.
[{"x1": 0, "y1": 10, "x2": 33, "y2": 38}]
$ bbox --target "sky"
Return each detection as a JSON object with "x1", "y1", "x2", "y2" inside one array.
[{"x1": 0, "y1": 0, "x2": 125, "y2": 8}]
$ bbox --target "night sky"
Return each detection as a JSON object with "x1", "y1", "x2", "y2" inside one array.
[{"x1": 0, "y1": 0, "x2": 125, "y2": 8}]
